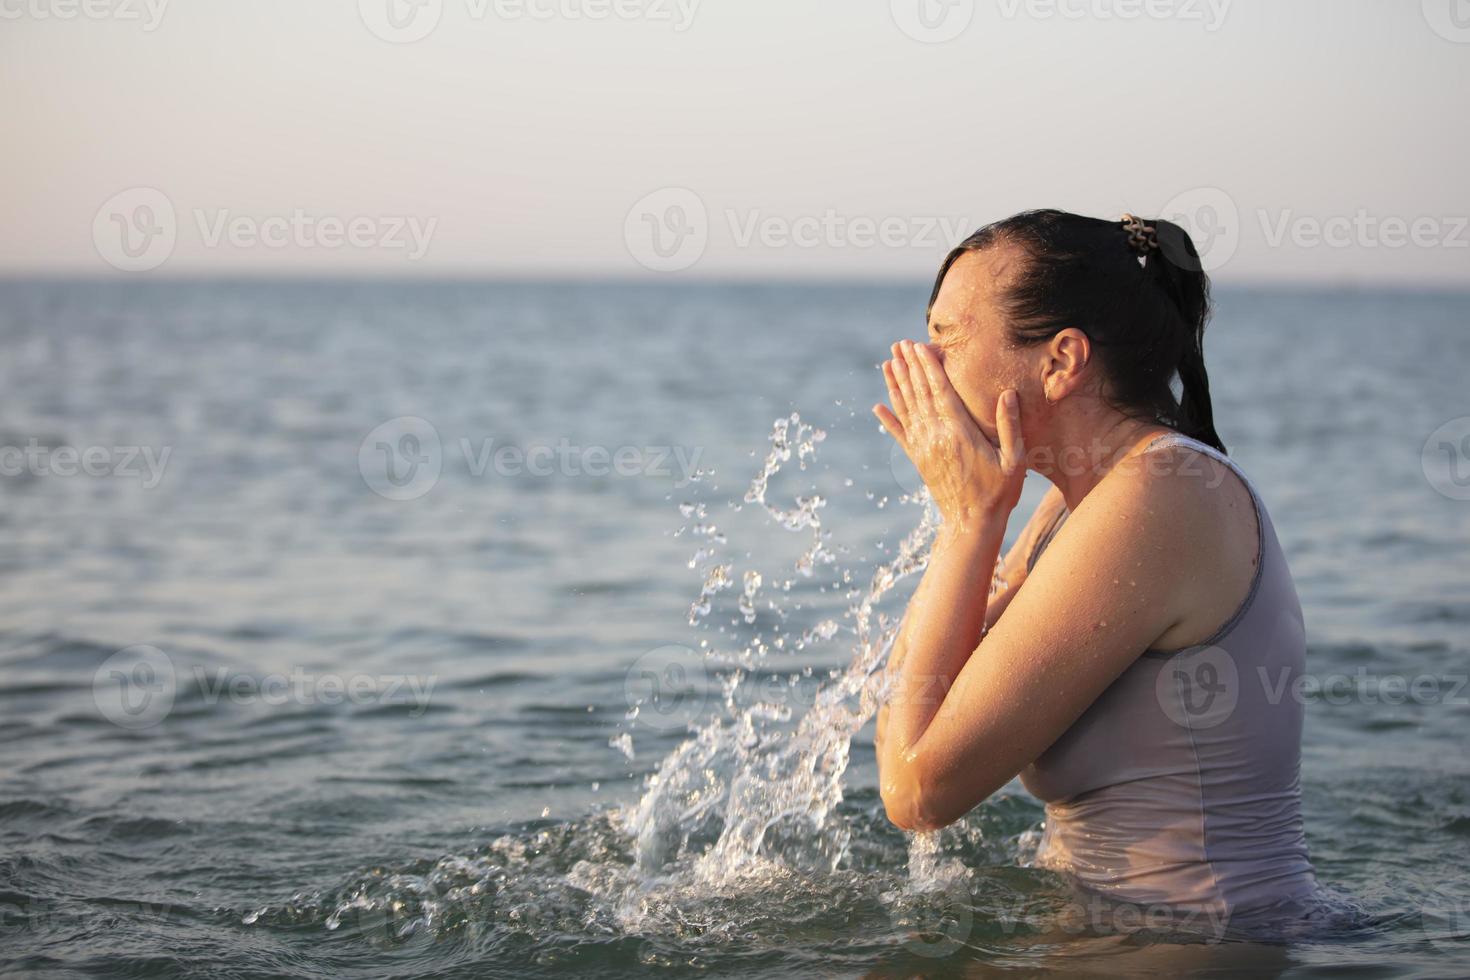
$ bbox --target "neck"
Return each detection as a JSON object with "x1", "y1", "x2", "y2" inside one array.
[{"x1": 1032, "y1": 402, "x2": 1172, "y2": 512}]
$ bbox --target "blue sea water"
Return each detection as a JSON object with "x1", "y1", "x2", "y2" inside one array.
[{"x1": 0, "y1": 279, "x2": 1468, "y2": 978}]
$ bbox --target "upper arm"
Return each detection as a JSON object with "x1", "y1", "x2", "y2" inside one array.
[{"x1": 898, "y1": 467, "x2": 1196, "y2": 829}]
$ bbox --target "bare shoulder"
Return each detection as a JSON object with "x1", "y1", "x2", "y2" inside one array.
[{"x1": 1094, "y1": 436, "x2": 1261, "y2": 649}]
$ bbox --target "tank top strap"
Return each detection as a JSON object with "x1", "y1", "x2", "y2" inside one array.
[
  {"x1": 1140, "y1": 431, "x2": 1263, "y2": 508},
  {"x1": 1137, "y1": 430, "x2": 1271, "y2": 656},
  {"x1": 1025, "y1": 503, "x2": 1070, "y2": 575}
]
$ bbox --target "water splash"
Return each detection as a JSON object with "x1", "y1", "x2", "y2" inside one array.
[
  {"x1": 627, "y1": 412, "x2": 940, "y2": 886},
  {"x1": 275, "y1": 412, "x2": 978, "y2": 947}
]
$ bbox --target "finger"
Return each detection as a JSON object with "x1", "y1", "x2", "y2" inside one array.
[
  {"x1": 889, "y1": 350, "x2": 920, "y2": 424},
  {"x1": 899, "y1": 341, "x2": 934, "y2": 413},
  {"x1": 873, "y1": 403, "x2": 906, "y2": 446},
  {"x1": 882, "y1": 360, "x2": 911, "y2": 428},
  {"x1": 914, "y1": 343, "x2": 970, "y2": 421},
  {"x1": 994, "y1": 388, "x2": 1026, "y2": 476}
]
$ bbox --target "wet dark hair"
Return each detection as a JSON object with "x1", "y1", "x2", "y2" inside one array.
[{"x1": 928, "y1": 208, "x2": 1225, "y2": 454}]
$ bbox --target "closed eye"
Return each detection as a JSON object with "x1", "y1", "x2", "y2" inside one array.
[{"x1": 928, "y1": 319, "x2": 962, "y2": 348}]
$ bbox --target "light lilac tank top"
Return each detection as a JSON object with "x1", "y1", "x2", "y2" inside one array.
[{"x1": 1018, "y1": 432, "x2": 1321, "y2": 935}]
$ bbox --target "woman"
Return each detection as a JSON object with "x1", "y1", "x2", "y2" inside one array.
[{"x1": 873, "y1": 209, "x2": 1321, "y2": 936}]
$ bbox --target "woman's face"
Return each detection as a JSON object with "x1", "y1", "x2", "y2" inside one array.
[{"x1": 923, "y1": 246, "x2": 1036, "y2": 444}]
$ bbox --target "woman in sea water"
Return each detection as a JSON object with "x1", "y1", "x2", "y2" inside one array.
[{"x1": 873, "y1": 209, "x2": 1324, "y2": 940}]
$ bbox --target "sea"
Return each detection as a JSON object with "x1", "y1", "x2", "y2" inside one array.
[{"x1": 1, "y1": 279, "x2": 1467, "y2": 977}]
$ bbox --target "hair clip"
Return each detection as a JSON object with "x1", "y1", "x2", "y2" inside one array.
[{"x1": 1121, "y1": 213, "x2": 1159, "y2": 255}]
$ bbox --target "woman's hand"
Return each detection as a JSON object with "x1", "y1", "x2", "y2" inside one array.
[{"x1": 874, "y1": 340, "x2": 1026, "y2": 533}]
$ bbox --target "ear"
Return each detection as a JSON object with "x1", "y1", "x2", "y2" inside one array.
[{"x1": 1039, "y1": 328, "x2": 1092, "y2": 402}]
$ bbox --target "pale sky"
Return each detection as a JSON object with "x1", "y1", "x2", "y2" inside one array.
[{"x1": 2, "y1": 0, "x2": 1467, "y2": 285}]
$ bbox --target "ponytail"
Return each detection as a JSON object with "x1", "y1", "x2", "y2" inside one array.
[{"x1": 1145, "y1": 219, "x2": 1226, "y2": 455}]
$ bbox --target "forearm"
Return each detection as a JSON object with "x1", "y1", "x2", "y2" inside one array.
[{"x1": 881, "y1": 518, "x2": 1007, "y2": 762}]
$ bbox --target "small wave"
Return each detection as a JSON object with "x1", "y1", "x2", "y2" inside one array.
[
  {"x1": 76, "y1": 813, "x2": 194, "y2": 843},
  {"x1": 1441, "y1": 816, "x2": 1470, "y2": 837},
  {"x1": 444, "y1": 671, "x2": 542, "y2": 691}
]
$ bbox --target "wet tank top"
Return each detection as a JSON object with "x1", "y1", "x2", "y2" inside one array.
[{"x1": 1017, "y1": 432, "x2": 1321, "y2": 933}]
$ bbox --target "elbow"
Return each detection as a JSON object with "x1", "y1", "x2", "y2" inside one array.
[
  {"x1": 883, "y1": 796, "x2": 947, "y2": 834},
  {"x1": 879, "y1": 753, "x2": 953, "y2": 833}
]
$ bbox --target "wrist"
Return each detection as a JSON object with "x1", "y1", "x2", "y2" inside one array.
[{"x1": 935, "y1": 510, "x2": 1006, "y2": 553}]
